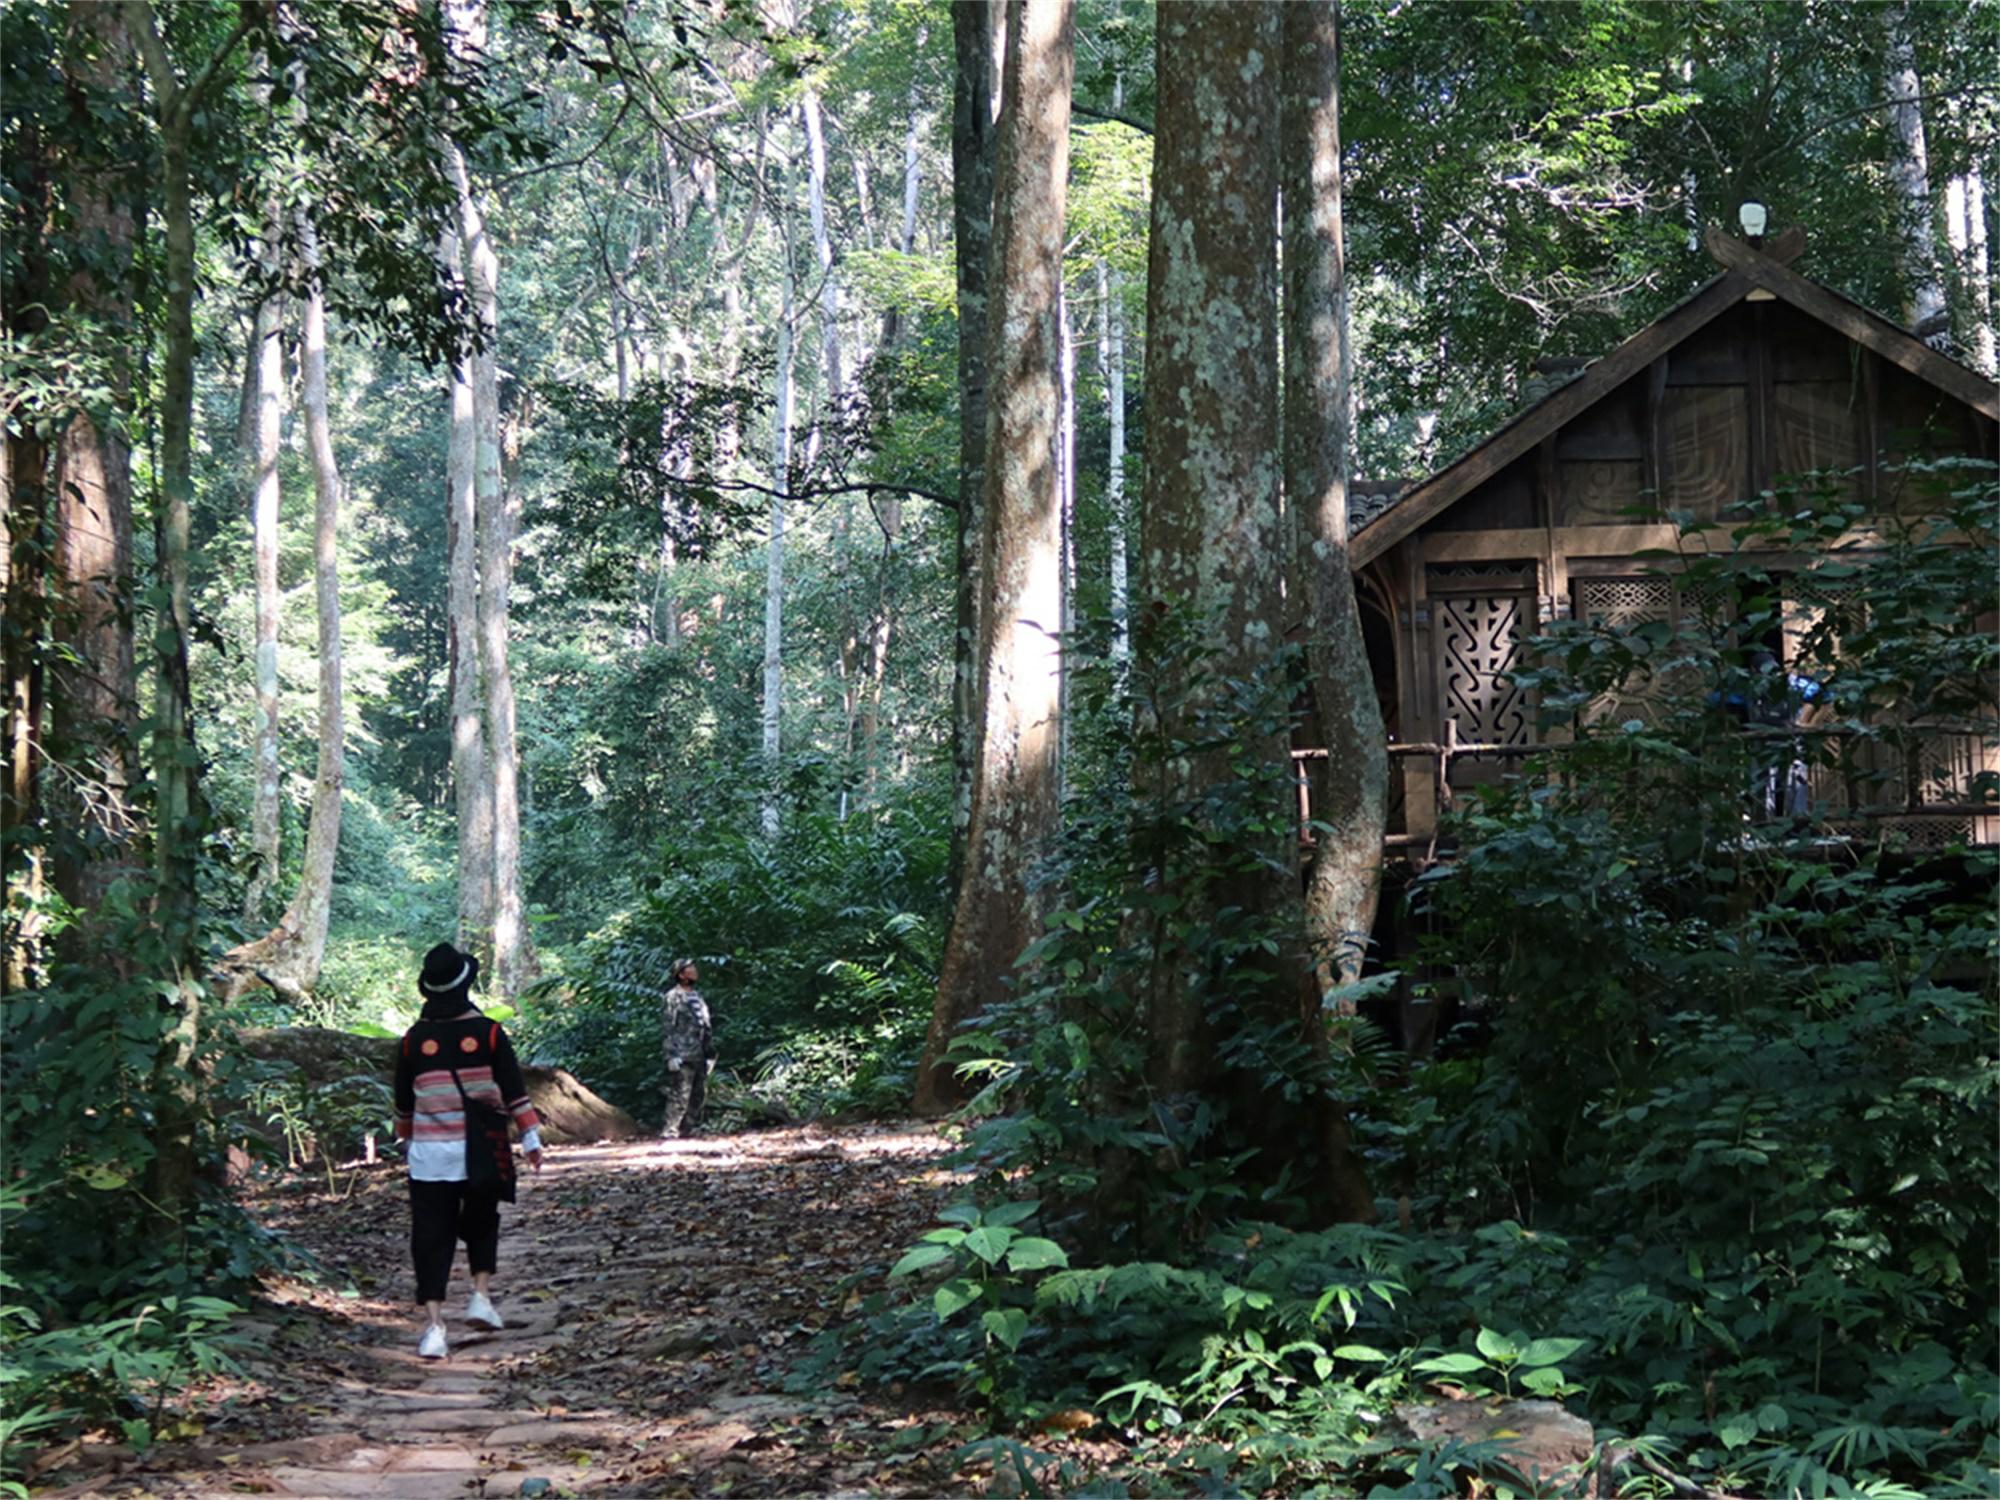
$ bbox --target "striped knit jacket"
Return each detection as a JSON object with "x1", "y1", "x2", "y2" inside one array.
[{"x1": 393, "y1": 1015, "x2": 543, "y2": 1182}]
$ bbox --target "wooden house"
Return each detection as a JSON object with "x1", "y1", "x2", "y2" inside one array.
[{"x1": 1314, "y1": 227, "x2": 1999, "y2": 868}]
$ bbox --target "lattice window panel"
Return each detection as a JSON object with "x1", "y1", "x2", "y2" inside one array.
[
  {"x1": 1577, "y1": 577, "x2": 1674, "y2": 628},
  {"x1": 1433, "y1": 590, "x2": 1532, "y2": 754},
  {"x1": 1844, "y1": 815, "x2": 1978, "y2": 853},
  {"x1": 1575, "y1": 576, "x2": 1682, "y2": 723}
]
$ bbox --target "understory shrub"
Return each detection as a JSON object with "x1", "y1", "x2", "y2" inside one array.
[
  {"x1": 517, "y1": 791, "x2": 949, "y2": 1122},
  {"x1": 848, "y1": 473, "x2": 1999, "y2": 1497}
]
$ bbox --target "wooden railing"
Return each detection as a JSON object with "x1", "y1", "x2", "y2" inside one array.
[{"x1": 1294, "y1": 719, "x2": 1998, "y2": 857}]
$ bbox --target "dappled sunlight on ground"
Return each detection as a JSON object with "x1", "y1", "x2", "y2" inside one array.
[{"x1": 27, "y1": 1125, "x2": 1055, "y2": 1499}]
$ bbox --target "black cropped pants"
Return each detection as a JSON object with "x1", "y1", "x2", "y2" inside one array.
[{"x1": 409, "y1": 1178, "x2": 502, "y2": 1303}]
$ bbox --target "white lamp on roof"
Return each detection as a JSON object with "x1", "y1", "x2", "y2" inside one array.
[{"x1": 1738, "y1": 200, "x2": 1769, "y2": 241}]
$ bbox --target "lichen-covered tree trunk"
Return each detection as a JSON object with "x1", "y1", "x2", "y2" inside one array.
[
  {"x1": 1283, "y1": 0, "x2": 1386, "y2": 1000},
  {"x1": 1138, "y1": 0, "x2": 1290, "y2": 1101},
  {"x1": 916, "y1": 0, "x2": 1074, "y2": 1116},
  {"x1": 947, "y1": 0, "x2": 998, "y2": 896},
  {"x1": 1281, "y1": 0, "x2": 1379, "y2": 1225},
  {"x1": 1885, "y1": 4, "x2": 1945, "y2": 335}
]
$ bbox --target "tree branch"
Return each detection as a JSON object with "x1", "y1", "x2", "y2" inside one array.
[
  {"x1": 705, "y1": 476, "x2": 956, "y2": 511},
  {"x1": 1074, "y1": 101, "x2": 1152, "y2": 135},
  {"x1": 123, "y1": 1, "x2": 257, "y2": 118}
]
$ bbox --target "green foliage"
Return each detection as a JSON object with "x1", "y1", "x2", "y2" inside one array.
[
  {"x1": 0, "y1": 1239, "x2": 244, "y2": 1478},
  {"x1": 848, "y1": 476, "x2": 1999, "y2": 1495},
  {"x1": 1399, "y1": 469, "x2": 2000, "y2": 1493},
  {"x1": 519, "y1": 794, "x2": 948, "y2": 1122}
]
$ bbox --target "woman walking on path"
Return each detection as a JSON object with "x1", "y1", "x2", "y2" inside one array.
[
  {"x1": 660, "y1": 958, "x2": 715, "y2": 1138},
  {"x1": 394, "y1": 942, "x2": 543, "y2": 1359}
]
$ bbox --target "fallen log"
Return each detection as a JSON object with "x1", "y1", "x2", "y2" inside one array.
[{"x1": 235, "y1": 1026, "x2": 647, "y2": 1144}]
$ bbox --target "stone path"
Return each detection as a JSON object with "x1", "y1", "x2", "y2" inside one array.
[{"x1": 40, "y1": 1126, "x2": 962, "y2": 1499}]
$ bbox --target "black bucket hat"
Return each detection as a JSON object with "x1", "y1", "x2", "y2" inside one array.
[{"x1": 419, "y1": 942, "x2": 479, "y2": 1001}]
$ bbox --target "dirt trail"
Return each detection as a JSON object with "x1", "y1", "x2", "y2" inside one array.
[{"x1": 40, "y1": 1126, "x2": 974, "y2": 1499}]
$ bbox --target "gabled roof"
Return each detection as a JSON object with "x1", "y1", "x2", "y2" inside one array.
[{"x1": 1353, "y1": 227, "x2": 2000, "y2": 568}]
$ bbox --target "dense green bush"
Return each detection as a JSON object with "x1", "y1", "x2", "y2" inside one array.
[
  {"x1": 853, "y1": 472, "x2": 1999, "y2": 1496},
  {"x1": 518, "y1": 790, "x2": 949, "y2": 1123}
]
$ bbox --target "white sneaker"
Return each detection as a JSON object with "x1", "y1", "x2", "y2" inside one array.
[
  {"x1": 465, "y1": 1292, "x2": 504, "y2": 1330},
  {"x1": 417, "y1": 1323, "x2": 448, "y2": 1360}
]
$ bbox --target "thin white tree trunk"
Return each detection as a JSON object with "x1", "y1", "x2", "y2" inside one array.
[
  {"x1": 762, "y1": 204, "x2": 796, "y2": 841},
  {"x1": 1056, "y1": 277, "x2": 1076, "y2": 791},
  {"x1": 1968, "y1": 163, "x2": 1994, "y2": 376},
  {"x1": 1095, "y1": 260, "x2": 1130, "y2": 674},
  {"x1": 441, "y1": 218, "x2": 491, "y2": 959},
  {"x1": 802, "y1": 91, "x2": 846, "y2": 414},
  {"x1": 1886, "y1": 5, "x2": 1946, "y2": 334},
  {"x1": 244, "y1": 288, "x2": 284, "y2": 923},
  {"x1": 455, "y1": 159, "x2": 529, "y2": 1002},
  {"x1": 263, "y1": 205, "x2": 345, "y2": 993}
]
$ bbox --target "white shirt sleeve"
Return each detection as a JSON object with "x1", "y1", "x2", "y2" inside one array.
[{"x1": 520, "y1": 1127, "x2": 542, "y2": 1154}]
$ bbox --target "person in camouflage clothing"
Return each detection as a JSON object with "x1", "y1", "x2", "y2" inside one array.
[{"x1": 660, "y1": 958, "x2": 715, "y2": 1138}]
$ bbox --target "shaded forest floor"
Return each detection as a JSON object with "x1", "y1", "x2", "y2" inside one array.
[{"x1": 32, "y1": 1126, "x2": 1069, "y2": 1499}]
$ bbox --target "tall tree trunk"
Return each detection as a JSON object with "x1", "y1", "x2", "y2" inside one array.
[
  {"x1": 1885, "y1": 4, "x2": 1946, "y2": 335},
  {"x1": 880, "y1": 50, "x2": 926, "y2": 351},
  {"x1": 3, "y1": 431, "x2": 49, "y2": 994},
  {"x1": 442, "y1": 219, "x2": 492, "y2": 961},
  {"x1": 127, "y1": 0, "x2": 250, "y2": 1231},
  {"x1": 917, "y1": 0, "x2": 1074, "y2": 1116},
  {"x1": 4, "y1": 94, "x2": 50, "y2": 994},
  {"x1": 275, "y1": 207, "x2": 345, "y2": 993},
  {"x1": 454, "y1": 145, "x2": 530, "y2": 1003},
  {"x1": 1281, "y1": 0, "x2": 1378, "y2": 1224},
  {"x1": 761, "y1": 200, "x2": 796, "y2": 841},
  {"x1": 242, "y1": 284, "x2": 284, "y2": 923},
  {"x1": 1143, "y1": 2, "x2": 1365, "y2": 1218},
  {"x1": 1139, "y1": 0, "x2": 1289, "y2": 1103},
  {"x1": 1095, "y1": 260, "x2": 1130, "y2": 675},
  {"x1": 50, "y1": 0, "x2": 139, "y2": 934},
  {"x1": 801, "y1": 91, "x2": 846, "y2": 419},
  {"x1": 1946, "y1": 139, "x2": 1994, "y2": 375},
  {"x1": 947, "y1": 0, "x2": 999, "y2": 896},
  {"x1": 221, "y1": 208, "x2": 346, "y2": 999},
  {"x1": 1056, "y1": 277, "x2": 1076, "y2": 792},
  {"x1": 1283, "y1": 0, "x2": 1385, "y2": 1000}
]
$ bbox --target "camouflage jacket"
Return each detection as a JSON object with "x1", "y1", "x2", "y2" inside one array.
[{"x1": 661, "y1": 985, "x2": 714, "y2": 1064}]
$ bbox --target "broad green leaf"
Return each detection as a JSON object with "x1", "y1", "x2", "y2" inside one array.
[
  {"x1": 1516, "y1": 1337, "x2": 1587, "y2": 1368},
  {"x1": 982, "y1": 1200, "x2": 1041, "y2": 1229},
  {"x1": 1004, "y1": 1237, "x2": 1068, "y2": 1272},
  {"x1": 1412, "y1": 1353, "x2": 1488, "y2": 1375},
  {"x1": 1755, "y1": 1403, "x2": 1790, "y2": 1433},
  {"x1": 961, "y1": 1225, "x2": 1016, "y2": 1265},
  {"x1": 1476, "y1": 1327, "x2": 1521, "y2": 1363},
  {"x1": 1520, "y1": 1366, "x2": 1567, "y2": 1395},
  {"x1": 981, "y1": 1307, "x2": 1028, "y2": 1351},
  {"x1": 1332, "y1": 1344, "x2": 1390, "y2": 1362},
  {"x1": 934, "y1": 1279, "x2": 981, "y2": 1320},
  {"x1": 1717, "y1": 1419, "x2": 1757, "y2": 1450},
  {"x1": 889, "y1": 1244, "x2": 952, "y2": 1279},
  {"x1": 936, "y1": 1203, "x2": 982, "y2": 1227}
]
